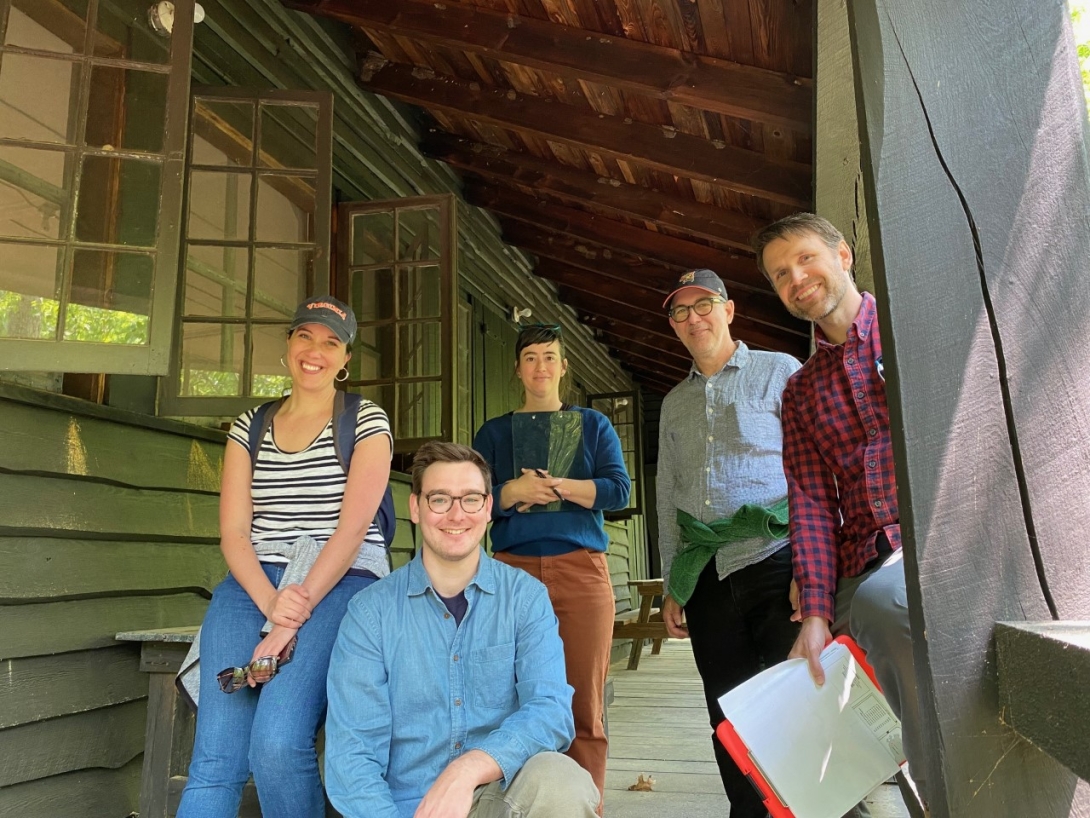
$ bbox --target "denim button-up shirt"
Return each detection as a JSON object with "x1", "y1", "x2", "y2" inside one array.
[{"x1": 325, "y1": 549, "x2": 575, "y2": 818}]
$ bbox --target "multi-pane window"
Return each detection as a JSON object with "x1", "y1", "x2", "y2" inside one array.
[
  {"x1": 339, "y1": 195, "x2": 455, "y2": 452},
  {"x1": 0, "y1": 0, "x2": 191, "y2": 373},
  {"x1": 160, "y1": 87, "x2": 332, "y2": 416},
  {"x1": 589, "y1": 390, "x2": 643, "y2": 517}
]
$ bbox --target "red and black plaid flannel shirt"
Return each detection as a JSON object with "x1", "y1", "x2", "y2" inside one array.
[{"x1": 781, "y1": 293, "x2": 901, "y2": 622}]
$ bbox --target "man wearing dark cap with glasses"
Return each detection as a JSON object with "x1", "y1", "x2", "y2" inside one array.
[
  {"x1": 657, "y1": 268, "x2": 802, "y2": 818},
  {"x1": 325, "y1": 441, "x2": 598, "y2": 818}
]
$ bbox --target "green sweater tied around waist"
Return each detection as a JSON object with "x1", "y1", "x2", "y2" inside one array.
[{"x1": 669, "y1": 498, "x2": 789, "y2": 606}]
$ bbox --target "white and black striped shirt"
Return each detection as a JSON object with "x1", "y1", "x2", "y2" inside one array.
[{"x1": 227, "y1": 399, "x2": 393, "y2": 576}]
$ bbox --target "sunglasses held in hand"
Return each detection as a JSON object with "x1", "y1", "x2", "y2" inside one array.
[{"x1": 217, "y1": 636, "x2": 298, "y2": 693}]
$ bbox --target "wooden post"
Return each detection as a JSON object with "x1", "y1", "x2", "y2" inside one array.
[{"x1": 848, "y1": 1, "x2": 1090, "y2": 815}]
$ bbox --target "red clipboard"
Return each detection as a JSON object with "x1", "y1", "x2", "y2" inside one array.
[{"x1": 714, "y1": 636, "x2": 886, "y2": 818}]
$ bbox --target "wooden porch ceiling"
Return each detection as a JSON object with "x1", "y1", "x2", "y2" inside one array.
[{"x1": 286, "y1": 0, "x2": 814, "y2": 392}]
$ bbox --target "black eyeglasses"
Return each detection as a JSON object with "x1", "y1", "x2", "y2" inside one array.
[
  {"x1": 666, "y1": 296, "x2": 726, "y2": 323},
  {"x1": 217, "y1": 636, "x2": 297, "y2": 693},
  {"x1": 424, "y1": 492, "x2": 488, "y2": 514}
]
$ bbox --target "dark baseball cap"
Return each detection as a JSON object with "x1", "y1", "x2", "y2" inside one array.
[
  {"x1": 662, "y1": 269, "x2": 729, "y2": 309},
  {"x1": 289, "y1": 295, "x2": 357, "y2": 345}
]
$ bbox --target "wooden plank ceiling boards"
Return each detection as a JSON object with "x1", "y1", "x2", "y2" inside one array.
[{"x1": 287, "y1": 0, "x2": 814, "y2": 391}]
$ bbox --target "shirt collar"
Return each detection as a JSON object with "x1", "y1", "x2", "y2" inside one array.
[
  {"x1": 687, "y1": 341, "x2": 749, "y2": 381},
  {"x1": 815, "y1": 292, "x2": 876, "y2": 348},
  {"x1": 406, "y1": 546, "x2": 496, "y2": 597}
]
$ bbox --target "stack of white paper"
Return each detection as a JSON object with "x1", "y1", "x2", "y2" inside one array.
[{"x1": 717, "y1": 639, "x2": 904, "y2": 818}]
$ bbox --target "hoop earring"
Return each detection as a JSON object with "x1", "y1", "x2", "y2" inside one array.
[
  {"x1": 336, "y1": 367, "x2": 349, "y2": 382},
  {"x1": 279, "y1": 356, "x2": 287, "y2": 369}
]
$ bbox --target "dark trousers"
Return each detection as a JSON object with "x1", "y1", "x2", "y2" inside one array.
[{"x1": 684, "y1": 545, "x2": 799, "y2": 818}]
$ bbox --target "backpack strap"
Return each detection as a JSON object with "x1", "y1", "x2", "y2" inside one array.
[
  {"x1": 247, "y1": 398, "x2": 285, "y2": 471},
  {"x1": 331, "y1": 391, "x2": 397, "y2": 551}
]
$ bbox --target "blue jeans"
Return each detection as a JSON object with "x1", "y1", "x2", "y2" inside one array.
[{"x1": 177, "y1": 564, "x2": 373, "y2": 818}]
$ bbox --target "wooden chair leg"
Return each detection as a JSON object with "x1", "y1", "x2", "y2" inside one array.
[
  {"x1": 627, "y1": 637, "x2": 644, "y2": 670},
  {"x1": 650, "y1": 638, "x2": 664, "y2": 655}
]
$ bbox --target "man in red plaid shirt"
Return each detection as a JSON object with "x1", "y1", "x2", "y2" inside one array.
[{"x1": 754, "y1": 213, "x2": 928, "y2": 817}]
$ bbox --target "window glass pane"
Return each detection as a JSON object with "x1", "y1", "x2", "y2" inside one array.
[
  {"x1": 398, "y1": 264, "x2": 440, "y2": 319},
  {"x1": 255, "y1": 175, "x2": 314, "y2": 243},
  {"x1": 396, "y1": 380, "x2": 442, "y2": 439},
  {"x1": 4, "y1": 0, "x2": 89, "y2": 53},
  {"x1": 259, "y1": 103, "x2": 317, "y2": 170},
  {"x1": 94, "y1": 0, "x2": 170, "y2": 63},
  {"x1": 253, "y1": 248, "x2": 309, "y2": 319},
  {"x1": 0, "y1": 53, "x2": 80, "y2": 143},
  {"x1": 192, "y1": 100, "x2": 254, "y2": 167},
  {"x1": 85, "y1": 65, "x2": 168, "y2": 153},
  {"x1": 351, "y1": 211, "x2": 394, "y2": 265},
  {"x1": 398, "y1": 206, "x2": 440, "y2": 260},
  {"x1": 358, "y1": 383, "x2": 394, "y2": 414},
  {"x1": 179, "y1": 322, "x2": 244, "y2": 396},
  {"x1": 353, "y1": 324, "x2": 395, "y2": 380},
  {"x1": 76, "y1": 155, "x2": 161, "y2": 246},
  {"x1": 184, "y1": 245, "x2": 248, "y2": 318},
  {"x1": 64, "y1": 248, "x2": 152, "y2": 344},
  {"x1": 397, "y1": 321, "x2": 441, "y2": 377},
  {"x1": 0, "y1": 242, "x2": 62, "y2": 339},
  {"x1": 0, "y1": 145, "x2": 70, "y2": 240},
  {"x1": 349, "y1": 266, "x2": 393, "y2": 323},
  {"x1": 251, "y1": 323, "x2": 291, "y2": 398},
  {"x1": 187, "y1": 170, "x2": 250, "y2": 241}
]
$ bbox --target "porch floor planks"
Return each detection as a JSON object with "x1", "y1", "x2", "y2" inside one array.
[{"x1": 605, "y1": 640, "x2": 910, "y2": 818}]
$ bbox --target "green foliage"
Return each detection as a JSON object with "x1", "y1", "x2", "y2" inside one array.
[
  {"x1": 0, "y1": 290, "x2": 148, "y2": 344},
  {"x1": 1072, "y1": 2, "x2": 1090, "y2": 109}
]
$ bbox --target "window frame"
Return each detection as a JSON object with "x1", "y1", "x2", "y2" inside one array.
[
  {"x1": 158, "y1": 85, "x2": 333, "y2": 417},
  {"x1": 336, "y1": 194, "x2": 457, "y2": 454},
  {"x1": 0, "y1": 0, "x2": 193, "y2": 374},
  {"x1": 588, "y1": 388, "x2": 644, "y2": 519}
]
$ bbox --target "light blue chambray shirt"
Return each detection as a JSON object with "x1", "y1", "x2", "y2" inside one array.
[
  {"x1": 657, "y1": 342, "x2": 801, "y2": 596},
  {"x1": 324, "y1": 548, "x2": 575, "y2": 818}
]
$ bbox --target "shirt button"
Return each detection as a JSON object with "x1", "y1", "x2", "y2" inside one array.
[
  {"x1": 874, "y1": 500, "x2": 883, "y2": 508},
  {"x1": 707, "y1": 406, "x2": 713, "y2": 414},
  {"x1": 455, "y1": 698, "x2": 462, "y2": 706},
  {"x1": 856, "y1": 391, "x2": 865, "y2": 399},
  {"x1": 443, "y1": 613, "x2": 451, "y2": 619},
  {"x1": 454, "y1": 742, "x2": 462, "y2": 750},
  {"x1": 707, "y1": 435, "x2": 714, "y2": 442},
  {"x1": 705, "y1": 499, "x2": 711, "y2": 506},
  {"x1": 453, "y1": 655, "x2": 460, "y2": 662},
  {"x1": 847, "y1": 357, "x2": 855, "y2": 365},
  {"x1": 868, "y1": 460, "x2": 877, "y2": 468},
  {"x1": 869, "y1": 428, "x2": 878, "y2": 437},
  {"x1": 705, "y1": 467, "x2": 711, "y2": 473}
]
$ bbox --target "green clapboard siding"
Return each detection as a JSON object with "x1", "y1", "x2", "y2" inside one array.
[
  {"x1": 0, "y1": 645, "x2": 146, "y2": 728},
  {"x1": 0, "y1": 398, "x2": 223, "y2": 492},
  {"x1": 0, "y1": 699, "x2": 146, "y2": 787},
  {"x1": 0, "y1": 539, "x2": 224, "y2": 602},
  {"x1": 0, "y1": 473, "x2": 221, "y2": 540},
  {"x1": 0, "y1": 755, "x2": 142, "y2": 818},
  {"x1": 0, "y1": 594, "x2": 212, "y2": 660}
]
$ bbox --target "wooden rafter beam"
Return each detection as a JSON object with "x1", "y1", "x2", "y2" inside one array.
[
  {"x1": 462, "y1": 180, "x2": 761, "y2": 283},
  {"x1": 616, "y1": 363, "x2": 678, "y2": 393},
  {"x1": 428, "y1": 133, "x2": 773, "y2": 251},
  {"x1": 286, "y1": 0, "x2": 811, "y2": 132},
  {"x1": 612, "y1": 346, "x2": 691, "y2": 379},
  {"x1": 589, "y1": 325, "x2": 694, "y2": 370},
  {"x1": 361, "y1": 63, "x2": 811, "y2": 206},
  {"x1": 504, "y1": 225, "x2": 808, "y2": 338},
  {"x1": 536, "y1": 262, "x2": 802, "y2": 353}
]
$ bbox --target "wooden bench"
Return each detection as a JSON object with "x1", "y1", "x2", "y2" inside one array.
[{"x1": 612, "y1": 579, "x2": 672, "y2": 670}]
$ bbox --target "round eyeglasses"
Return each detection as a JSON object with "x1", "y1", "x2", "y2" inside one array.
[
  {"x1": 667, "y1": 296, "x2": 726, "y2": 323},
  {"x1": 425, "y1": 492, "x2": 487, "y2": 514}
]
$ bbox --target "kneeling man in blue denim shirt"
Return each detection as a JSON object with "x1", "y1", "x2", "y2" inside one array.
[{"x1": 325, "y1": 441, "x2": 599, "y2": 818}]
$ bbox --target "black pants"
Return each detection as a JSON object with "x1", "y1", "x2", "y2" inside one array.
[{"x1": 684, "y1": 545, "x2": 799, "y2": 818}]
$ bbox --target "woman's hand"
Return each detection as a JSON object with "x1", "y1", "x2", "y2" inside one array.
[
  {"x1": 511, "y1": 468, "x2": 569, "y2": 512},
  {"x1": 247, "y1": 625, "x2": 299, "y2": 687},
  {"x1": 263, "y1": 583, "x2": 312, "y2": 629}
]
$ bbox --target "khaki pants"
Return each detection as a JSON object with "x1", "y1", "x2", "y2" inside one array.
[{"x1": 469, "y1": 753, "x2": 599, "y2": 817}]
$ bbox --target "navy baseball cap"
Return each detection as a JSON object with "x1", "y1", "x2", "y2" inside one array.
[
  {"x1": 662, "y1": 269, "x2": 729, "y2": 308},
  {"x1": 289, "y1": 295, "x2": 357, "y2": 345}
]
